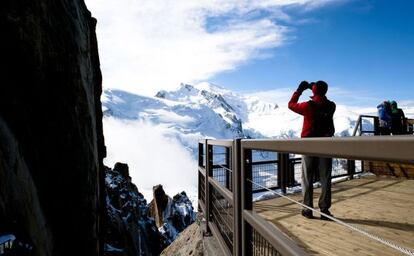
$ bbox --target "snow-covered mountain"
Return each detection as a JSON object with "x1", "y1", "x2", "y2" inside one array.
[
  {"x1": 102, "y1": 82, "x2": 267, "y2": 154},
  {"x1": 103, "y1": 82, "x2": 362, "y2": 145},
  {"x1": 101, "y1": 82, "x2": 412, "y2": 203}
]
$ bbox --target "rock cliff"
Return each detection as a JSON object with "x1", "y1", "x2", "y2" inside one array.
[
  {"x1": 104, "y1": 163, "x2": 167, "y2": 255},
  {"x1": 0, "y1": 1, "x2": 105, "y2": 255},
  {"x1": 148, "y1": 185, "x2": 196, "y2": 244},
  {"x1": 104, "y1": 164, "x2": 196, "y2": 256}
]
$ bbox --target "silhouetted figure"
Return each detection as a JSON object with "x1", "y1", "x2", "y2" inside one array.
[
  {"x1": 390, "y1": 101, "x2": 406, "y2": 135},
  {"x1": 377, "y1": 101, "x2": 392, "y2": 135},
  {"x1": 288, "y1": 80, "x2": 336, "y2": 220}
]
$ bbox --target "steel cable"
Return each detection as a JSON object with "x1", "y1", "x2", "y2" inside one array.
[{"x1": 247, "y1": 178, "x2": 414, "y2": 256}]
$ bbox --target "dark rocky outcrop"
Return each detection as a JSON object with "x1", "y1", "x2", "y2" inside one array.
[
  {"x1": 104, "y1": 164, "x2": 167, "y2": 255},
  {"x1": 148, "y1": 185, "x2": 196, "y2": 244},
  {"x1": 104, "y1": 164, "x2": 196, "y2": 256},
  {"x1": 149, "y1": 185, "x2": 170, "y2": 228},
  {"x1": 0, "y1": 1, "x2": 105, "y2": 255}
]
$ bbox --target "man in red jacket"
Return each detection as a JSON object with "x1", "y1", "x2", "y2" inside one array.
[{"x1": 288, "y1": 80, "x2": 336, "y2": 220}]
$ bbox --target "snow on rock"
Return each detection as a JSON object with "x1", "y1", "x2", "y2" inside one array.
[
  {"x1": 104, "y1": 163, "x2": 167, "y2": 255},
  {"x1": 148, "y1": 185, "x2": 196, "y2": 244},
  {"x1": 104, "y1": 163, "x2": 196, "y2": 255},
  {"x1": 102, "y1": 83, "x2": 261, "y2": 159}
]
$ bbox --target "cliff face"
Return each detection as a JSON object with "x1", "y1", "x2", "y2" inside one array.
[
  {"x1": 104, "y1": 164, "x2": 167, "y2": 256},
  {"x1": 148, "y1": 185, "x2": 196, "y2": 244},
  {"x1": 104, "y1": 164, "x2": 196, "y2": 256},
  {"x1": 0, "y1": 1, "x2": 105, "y2": 255}
]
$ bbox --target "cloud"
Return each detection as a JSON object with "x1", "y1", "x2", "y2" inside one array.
[
  {"x1": 247, "y1": 85, "x2": 391, "y2": 108},
  {"x1": 85, "y1": 0, "x2": 343, "y2": 96},
  {"x1": 103, "y1": 117, "x2": 198, "y2": 202}
]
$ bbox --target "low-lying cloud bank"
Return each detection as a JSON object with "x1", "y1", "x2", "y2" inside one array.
[{"x1": 103, "y1": 117, "x2": 198, "y2": 202}]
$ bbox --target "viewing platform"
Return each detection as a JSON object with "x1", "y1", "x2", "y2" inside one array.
[
  {"x1": 255, "y1": 175, "x2": 414, "y2": 255},
  {"x1": 197, "y1": 118, "x2": 414, "y2": 256}
]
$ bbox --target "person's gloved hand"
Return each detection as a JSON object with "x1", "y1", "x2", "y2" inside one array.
[{"x1": 297, "y1": 81, "x2": 310, "y2": 93}]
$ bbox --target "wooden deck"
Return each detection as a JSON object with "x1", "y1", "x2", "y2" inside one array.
[{"x1": 254, "y1": 175, "x2": 414, "y2": 256}]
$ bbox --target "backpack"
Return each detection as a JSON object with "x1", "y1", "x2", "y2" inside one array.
[
  {"x1": 307, "y1": 100, "x2": 335, "y2": 137},
  {"x1": 377, "y1": 103, "x2": 391, "y2": 128}
]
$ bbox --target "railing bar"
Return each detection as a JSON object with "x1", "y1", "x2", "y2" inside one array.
[
  {"x1": 198, "y1": 200, "x2": 206, "y2": 214},
  {"x1": 209, "y1": 177, "x2": 233, "y2": 202},
  {"x1": 251, "y1": 160, "x2": 278, "y2": 165},
  {"x1": 209, "y1": 203, "x2": 234, "y2": 248},
  {"x1": 210, "y1": 190, "x2": 234, "y2": 230},
  {"x1": 207, "y1": 140, "x2": 234, "y2": 147},
  {"x1": 211, "y1": 216, "x2": 233, "y2": 244},
  {"x1": 208, "y1": 222, "x2": 232, "y2": 256},
  {"x1": 242, "y1": 136, "x2": 414, "y2": 164},
  {"x1": 244, "y1": 210, "x2": 307, "y2": 256},
  {"x1": 210, "y1": 202, "x2": 233, "y2": 230},
  {"x1": 198, "y1": 166, "x2": 206, "y2": 176},
  {"x1": 210, "y1": 204, "x2": 233, "y2": 232},
  {"x1": 215, "y1": 164, "x2": 233, "y2": 173}
]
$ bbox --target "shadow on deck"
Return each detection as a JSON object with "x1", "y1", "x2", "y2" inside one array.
[{"x1": 254, "y1": 175, "x2": 414, "y2": 256}]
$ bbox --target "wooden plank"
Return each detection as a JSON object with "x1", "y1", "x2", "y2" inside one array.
[
  {"x1": 254, "y1": 176, "x2": 414, "y2": 256},
  {"x1": 364, "y1": 161, "x2": 414, "y2": 178}
]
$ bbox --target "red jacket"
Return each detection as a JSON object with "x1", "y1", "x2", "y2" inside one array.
[{"x1": 288, "y1": 91, "x2": 336, "y2": 138}]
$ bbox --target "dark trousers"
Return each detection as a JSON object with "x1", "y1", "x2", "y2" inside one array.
[{"x1": 301, "y1": 156, "x2": 332, "y2": 212}]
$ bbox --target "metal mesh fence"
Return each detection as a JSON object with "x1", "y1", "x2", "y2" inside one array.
[
  {"x1": 199, "y1": 143, "x2": 206, "y2": 168},
  {"x1": 210, "y1": 185, "x2": 234, "y2": 254},
  {"x1": 251, "y1": 161, "x2": 278, "y2": 192},
  {"x1": 332, "y1": 158, "x2": 348, "y2": 177},
  {"x1": 291, "y1": 157, "x2": 362, "y2": 185},
  {"x1": 251, "y1": 227, "x2": 282, "y2": 256},
  {"x1": 211, "y1": 146, "x2": 233, "y2": 191},
  {"x1": 213, "y1": 166, "x2": 232, "y2": 191}
]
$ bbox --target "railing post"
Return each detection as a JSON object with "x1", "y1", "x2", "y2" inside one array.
[
  {"x1": 205, "y1": 139, "x2": 212, "y2": 235},
  {"x1": 286, "y1": 154, "x2": 295, "y2": 187},
  {"x1": 374, "y1": 117, "x2": 380, "y2": 135},
  {"x1": 225, "y1": 146, "x2": 231, "y2": 190},
  {"x1": 198, "y1": 142, "x2": 204, "y2": 167},
  {"x1": 233, "y1": 139, "x2": 242, "y2": 256},
  {"x1": 278, "y1": 153, "x2": 289, "y2": 194},
  {"x1": 241, "y1": 147, "x2": 252, "y2": 256},
  {"x1": 198, "y1": 143, "x2": 203, "y2": 212},
  {"x1": 348, "y1": 160, "x2": 355, "y2": 179},
  {"x1": 352, "y1": 115, "x2": 361, "y2": 136}
]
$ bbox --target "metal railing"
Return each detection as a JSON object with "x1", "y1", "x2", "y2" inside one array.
[
  {"x1": 198, "y1": 136, "x2": 414, "y2": 256},
  {"x1": 352, "y1": 115, "x2": 378, "y2": 136},
  {"x1": 352, "y1": 115, "x2": 414, "y2": 136}
]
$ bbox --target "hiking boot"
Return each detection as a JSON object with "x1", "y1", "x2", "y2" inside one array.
[
  {"x1": 301, "y1": 210, "x2": 313, "y2": 219},
  {"x1": 320, "y1": 210, "x2": 333, "y2": 221}
]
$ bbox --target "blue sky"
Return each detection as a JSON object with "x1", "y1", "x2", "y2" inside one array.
[
  {"x1": 211, "y1": 0, "x2": 414, "y2": 106},
  {"x1": 87, "y1": 0, "x2": 413, "y2": 107}
]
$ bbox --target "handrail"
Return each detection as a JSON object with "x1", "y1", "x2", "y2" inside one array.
[
  {"x1": 352, "y1": 114, "x2": 414, "y2": 136},
  {"x1": 198, "y1": 166, "x2": 206, "y2": 176},
  {"x1": 242, "y1": 136, "x2": 414, "y2": 164},
  {"x1": 352, "y1": 114, "x2": 378, "y2": 136},
  {"x1": 198, "y1": 136, "x2": 413, "y2": 256},
  {"x1": 209, "y1": 177, "x2": 233, "y2": 203},
  {"x1": 243, "y1": 210, "x2": 307, "y2": 256},
  {"x1": 199, "y1": 139, "x2": 233, "y2": 147}
]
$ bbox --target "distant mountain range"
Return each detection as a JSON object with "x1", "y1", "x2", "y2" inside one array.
[
  {"x1": 102, "y1": 82, "x2": 371, "y2": 156},
  {"x1": 100, "y1": 82, "x2": 413, "y2": 204}
]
